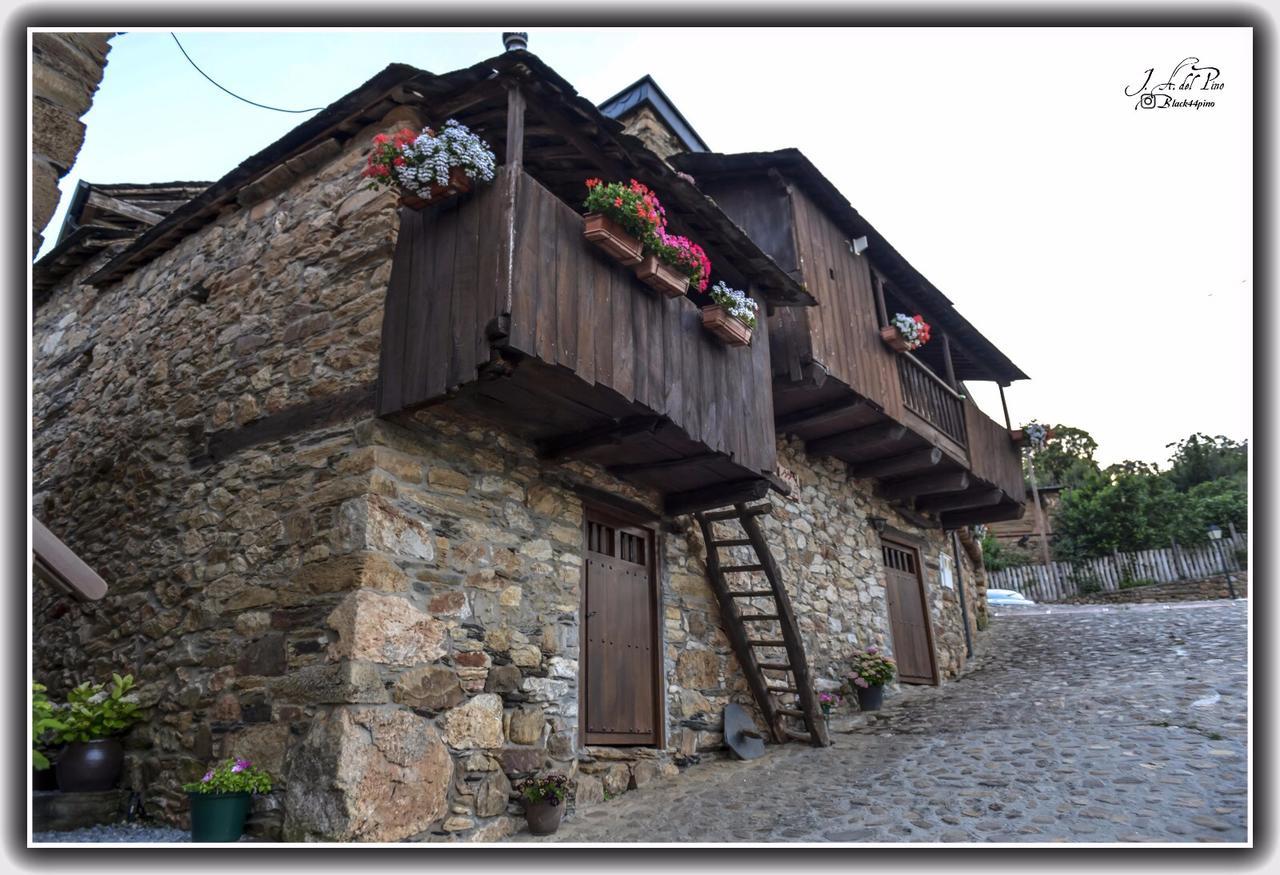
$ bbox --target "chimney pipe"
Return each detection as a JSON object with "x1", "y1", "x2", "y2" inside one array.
[{"x1": 503, "y1": 32, "x2": 528, "y2": 52}]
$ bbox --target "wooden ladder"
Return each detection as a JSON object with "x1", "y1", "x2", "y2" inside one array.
[{"x1": 694, "y1": 502, "x2": 829, "y2": 747}]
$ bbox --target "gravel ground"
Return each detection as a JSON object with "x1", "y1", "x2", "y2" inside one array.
[{"x1": 34, "y1": 822, "x2": 199, "y2": 843}]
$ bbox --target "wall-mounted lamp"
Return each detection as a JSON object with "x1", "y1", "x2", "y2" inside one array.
[
  {"x1": 849, "y1": 236, "x2": 869, "y2": 256},
  {"x1": 866, "y1": 515, "x2": 887, "y2": 534}
]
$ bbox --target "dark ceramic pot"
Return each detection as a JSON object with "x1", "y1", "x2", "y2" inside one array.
[
  {"x1": 524, "y1": 799, "x2": 564, "y2": 836},
  {"x1": 855, "y1": 684, "x2": 885, "y2": 712},
  {"x1": 55, "y1": 739, "x2": 123, "y2": 792},
  {"x1": 189, "y1": 791, "x2": 251, "y2": 842}
]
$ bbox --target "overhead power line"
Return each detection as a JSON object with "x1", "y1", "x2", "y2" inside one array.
[{"x1": 170, "y1": 33, "x2": 325, "y2": 114}]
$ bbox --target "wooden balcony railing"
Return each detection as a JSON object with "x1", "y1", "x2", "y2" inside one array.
[
  {"x1": 962, "y1": 396, "x2": 1025, "y2": 500},
  {"x1": 896, "y1": 353, "x2": 966, "y2": 447}
]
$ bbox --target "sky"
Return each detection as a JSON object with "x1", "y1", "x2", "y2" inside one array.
[{"x1": 37, "y1": 27, "x2": 1253, "y2": 469}]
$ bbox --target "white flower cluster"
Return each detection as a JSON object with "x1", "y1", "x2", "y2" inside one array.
[
  {"x1": 708, "y1": 280, "x2": 760, "y2": 329},
  {"x1": 394, "y1": 119, "x2": 496, "y2": 197},
  {"x1": 890, "y1": 312, "x2": 926, "y2": 350},
  {"x1": 1022, "y1": 422, "x2": 1048, "y2": 448}
]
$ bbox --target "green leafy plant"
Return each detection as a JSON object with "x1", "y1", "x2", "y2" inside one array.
[
  {"x1": 183, "y1": 758, "x2": 273, "y2": 795},
  {"x1": 32, "y1": 681, "x2": 65, "y2": 770},
  {"x1": 1119, "y1": 577, "x2": 1158, "y2": 590},
  {"x1": 56, "y1": 673, "x2": 143, "y2": 743},
  {"x1": 848, "y1": 646, "x2": 896, "y2": 688},
  {"x1": 515, "y1": 773, "x2": 570, "y2": 806}
]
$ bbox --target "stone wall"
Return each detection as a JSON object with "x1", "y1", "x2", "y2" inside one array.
[
  {"x1": 615, "y1": 104, "x2": 688, "y2": 163},
  {"x1": 1057, "y1": 574, "x2": 1248, "y2": 605},
  {"x1": 32, "y1": 32, "x2": 114, "y2": 251},
  {"x1": 33, "y1": 108, "x2": 989, "y2": 842}
]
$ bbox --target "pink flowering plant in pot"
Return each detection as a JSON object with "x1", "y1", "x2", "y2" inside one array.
[
  {"x1": 848, "y1": 646, "x2": 896, "y2": 712},
  {"x1": 817, "y1": 691, "x2": 841, "y2": 719},
  {"x1": 183, "y1": 758, "x2": 273, "y2": 842}
]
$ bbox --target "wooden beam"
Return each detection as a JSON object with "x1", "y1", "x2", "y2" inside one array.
[
  {"x1": 998, "y1": 383, "x2": 1013, "y2": 430},
  {"x1": 878, "y1": 471, "x2": 969, "y2": 501},
  {"x1": 915, "y1": 487, "x2": 1003, "y2": 514},
  {"x1": 940, "y1": 501, "x2": 1027, "y2": 529},
  {"x1": 607, "y1": 452, "x2": 720, "y2": 476},
  {"x1": 774, "y1": 397, "x2": 865, "y2": 434},
  {"x1": 890, "y1": 504, "x2": 940, "y2": 531},
  {"x1": 664, "y1": 478, "x2": 771, "y2": 517},
  {"x1": 807, "y1": 421, "x2": 907, "y2": 458},
  {"x1": 561, "y1": 480, "x2": 661, "y2": 524},
  {"x1": 86, "y1": 190, "x2": 164, "y2": 226},
  {"x1": 504, "y1": 82, "x2": 526, "y2": 170},
  {"x1": 872, "y1": 270, "x2": 889, "y2": 327},
  {"x1": 849, "y1": 446, "x2": 943, "y2": 479},
  {"x1": 521, "y1": 86, "x2": 629, "y2": 180},
  {"x1": 197, "y1": 384, "x2": 376, "y2": 467},
  {"x1": 536, "y1": 415, "x2": 665, "y2": 461},
  {"x1": 941, "y1": 333, "x2": 959, "y2": 390}
]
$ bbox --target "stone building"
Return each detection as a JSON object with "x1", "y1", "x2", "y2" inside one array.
[
  {"x1": 31, "y1": 49, "x2": 1027, "y2": 842},
  {"x1": 32, "y1": 31, "x2": 114, "y2": 252}
]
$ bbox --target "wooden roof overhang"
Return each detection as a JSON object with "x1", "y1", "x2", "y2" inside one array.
[
  {"x1": 673, "y1": 149, "x2": 1029, "y2": 384},
  {"x1": 82, "y1": 52, "x2": 814, "y2": 310}
]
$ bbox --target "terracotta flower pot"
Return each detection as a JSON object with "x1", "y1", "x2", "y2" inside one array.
[
  {"x1": 398, "y1": 166, "x2": 473, "y2": 210},
  {"x1": 582, "y1": 213, "x2": 644, "y2": 266},
  {"x1": 633, "y1": 255, "x2": 690, "y2": 298},
  {"x1": 524, "y1": 798, "x2": 564, "y2": 836},
  {"x1": 880, "y1": 325, "x2": 909, "y2": 353},
  {"x1": 701, "y1": 305, "x2": 752, "y2": 347},
  {"x1": 55, "y1": 738, "x2": 123, "y2": 792}
]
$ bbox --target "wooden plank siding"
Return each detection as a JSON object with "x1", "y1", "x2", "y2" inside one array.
[
  {"x1": 962, "y1": 395, "x2": 1025, "y2": 500},
  {"x1": 378, "y1": 165, "x2": 777, "y2": 481}
]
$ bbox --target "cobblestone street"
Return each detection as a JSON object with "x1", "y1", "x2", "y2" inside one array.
[{"x1": 523, "y1": 600, "x2": 1249, "y2": 844}]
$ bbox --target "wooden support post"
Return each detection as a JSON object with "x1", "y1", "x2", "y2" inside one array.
[
  {"x1": 872, "y1": 272, "x2": 889, "y2": 328},
  {"x1": 1025, "y1": 449, "x2": 1060, "y2": 594},
  {"x1": 998, "y1": 383, "x2": 1013, "y2": 431},
  {"x1": 941, "y1": 333, "x2": 959, "y2": 391},
  {"x1": 497, "y1": 82, "x2": 526, "y2": 316}
]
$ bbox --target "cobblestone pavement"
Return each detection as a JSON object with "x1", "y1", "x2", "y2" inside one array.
[{"x1": 522, "y1": 600, "x2": 1249, "y2": 844}]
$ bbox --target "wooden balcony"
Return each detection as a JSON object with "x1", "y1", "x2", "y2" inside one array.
[
  {"x1": 897, "y1": 353, "x2": 966, "y2": 448},
  {"x1": 377, "y1": 166, "x2": 781, "y2": 514}
]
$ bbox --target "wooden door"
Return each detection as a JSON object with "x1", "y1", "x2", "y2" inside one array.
[
  {"x1": 583, "y1": 511, "x2": 660, "y2": 745},
  {"x1": 881, "y1": 540, "x2": 938, "y2": 685}
]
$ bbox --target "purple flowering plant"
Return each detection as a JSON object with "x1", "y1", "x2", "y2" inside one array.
[
  {"x1": 817, "y1": 692, "x2": 841, "y2": 716},
  {"x1": 848, "y1": 646, "x2": 896, "y2": 689},
  {"x1": 183, "y1": 757, "x2": 273, "y2": 795}
]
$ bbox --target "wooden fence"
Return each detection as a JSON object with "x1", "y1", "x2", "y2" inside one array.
[{"x1": 987, "y1": 532, "x2": 1246, "y2": 603}]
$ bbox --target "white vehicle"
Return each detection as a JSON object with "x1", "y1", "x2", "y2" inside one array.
[{"x1": 986, "y1": 588, "x2": 1036, "y2": 606}]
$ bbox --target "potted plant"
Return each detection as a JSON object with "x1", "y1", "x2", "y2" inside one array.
[
  {"x1": 32, "y1": 680, "x2": 64, "y2": 791},
  {"x1": 817, "y1": 691, "x2": 840, "y2": 720},
  {"x1": 516, "y1": 772, "x2": 570, "y2": 836},
  {"x1": 362, "y1": 119, "x2": 496, "y2": 210},
  {"x1": 636, "y1": 228, "x2": 711, "y2": 298},
  {"x1": 880, "y1": 312, "x2": 931, "y2": 353},
  {"x1": 1010, "y1": 421, "x2": 1054, "y2": 448},
  {"x1": 53, "y1": 673, "x2": 142, "y2": 792},
  {"x1": 848, "y1": 646, "x2": 896, "y2": 712},
  {"x1": 581, "y1": 178, "x2": 664, "y2": 266},
  {"x1": 184, "y1": 757, "x2": 273, "y2": 842},
  {"x1": 701, "y1": 281, "x2": 759, "y2": 347}
]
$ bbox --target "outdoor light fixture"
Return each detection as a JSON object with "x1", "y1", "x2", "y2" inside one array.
[
  {"x1": 849, "y1": 236, "x2": 869, "y2": 256},
  {"x1": 867, "y1": 515, "x2": 887, "y2": 534},
  {"x1": 1207, "y1": 524, "x2": 1222, "y2": 541}
]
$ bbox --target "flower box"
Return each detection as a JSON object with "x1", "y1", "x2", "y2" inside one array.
[
  {"x1": 1010, "y1": 426, "x2": 1055, "y2": 447},
  {"x1": 880, "y1": 325, "x2": 910, "y2": 353},
  {"x1": 701, "y1": 305, "x2": 752, "y2": 347},
  {"x1": 398, "y1": 166, "x2": 472, "y2": 210},
  {"x1": 582, "y1": 213, "x2": 645, "y2": 266},
  {"x1": 633, "y1": 254, "x2": 689, "y2": 298}
]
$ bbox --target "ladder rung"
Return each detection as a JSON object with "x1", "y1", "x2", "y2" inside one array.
[
  {"x1": 757, "y1": 662, "x2": 792, "y2": 671},
  {"x1": 749, "y1": 639, "x2": 787, "y2": 647},
  {"x1": 776, "y1": 707, "x2": 806, "y2": 718},
  {"x1": 722, "y1": 564, "x2": 764, "y2": 573},
  {"x1": 767, "y1": 686, "x2": 799, "y2": 694},
  {"x1": 780, "y1": 726, "x2": 813, "y2": 741},
  {"x1": 711, "y1": 538, "x2": 752, "y2": 547},
  {"x1": 702, "y1": 504, "x2": 771, "y2": 522},
  {"x1": 731, "y1": 590, "x2": 774, "y2": 598},
  {"x1": 740, "y1": 614, "x2": 780, "y2": 622}
]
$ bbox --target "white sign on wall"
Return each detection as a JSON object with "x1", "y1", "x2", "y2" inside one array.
[{"x1": 939, "y1": 552, "x2": 955, "y2": 590}]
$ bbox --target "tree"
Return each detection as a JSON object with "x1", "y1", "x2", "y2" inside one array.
[
  {"x1": 1164, "y1": 433, "x2": 1247, "y2": 492},
  {"x1": 1027, "y1": 425, "x2": 1101, "y2": 490}
]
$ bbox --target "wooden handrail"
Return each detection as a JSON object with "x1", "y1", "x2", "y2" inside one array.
[{"x1": 900, "y1": 352, "x2": 965, "y2": 400}]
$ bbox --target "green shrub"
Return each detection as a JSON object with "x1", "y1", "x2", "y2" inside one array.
[
  {"x1": 32, "y1": 681, "x2": 65, "y2": 771},
  {"x1": 183, "y1": 758, "x2": 273, "y2": 795},
  {"x1": 1119, "y1": 577, "x2": 1158, "y2": 590},
  {"x1": 56, "y1": 674, "x2": 143, "y2": 743}
]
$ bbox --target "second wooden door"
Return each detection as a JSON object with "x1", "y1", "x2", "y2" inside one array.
[{"x1": 882, "y1": 540, "x2": 938, "y2": 685}]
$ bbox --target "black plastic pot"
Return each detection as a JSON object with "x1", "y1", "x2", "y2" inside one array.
[
  {"x1": 855, "y1": 684, "x2": 885, "y2": 712},
  {"x1": 189, "y1": 792, "x2": 251, "y2": 842},
  {"x1": 524, "y1": 799, "x2": 564, "y2": 835},
  {"x1": 33, "y1": 764, "x2": 59, "y2": 791},
  {"x1": 55, "y1": 739, "x2": 123, "y2": 792}
]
